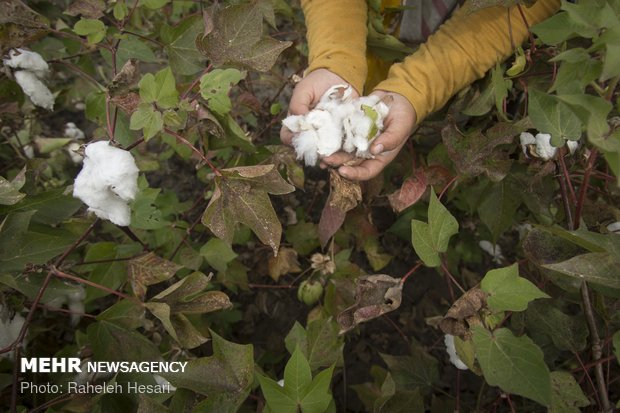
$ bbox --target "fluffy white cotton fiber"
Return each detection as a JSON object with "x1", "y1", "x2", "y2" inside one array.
[{"x1": 73, "y1": 141, "x2": 139, "y2": 226}]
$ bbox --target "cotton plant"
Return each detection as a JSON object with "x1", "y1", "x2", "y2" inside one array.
[
  {"x1": 73, "y1": 141, "x2": 139, "y2": 226},
  {"x1": 607, "y1": 221, "x2": 620, "y2": 234},
  {"x1": 3, "y1": 49, "x2": 54, "y2": 110},
  {"x1": 282, "y1": 85, "x2": 389, "y2": 166},
  {"x1": 45, "y1": 285, "x2": 86, "y2": 326},
  {"x1": 519, "y1": 131, "x2": 579, "y2": 161}
]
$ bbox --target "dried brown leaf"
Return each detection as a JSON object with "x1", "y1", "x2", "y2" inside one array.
[
  {"x1": 268, "y1": 247, "x2": 301, "y2": 281},
  {"x1": 337, "y1": 274, "x2": 403, "y2": 334},
  {"x1": 388, "y1": 172, "x2": 428, "y2": 213},
  {"x1": 439, "y1": 287, "x2": 487, "y2": 339},
  {"x1": 128, "y1": 252, "x2": 182, "y2": 300},
  {"x1": 64, "y1": 0, "x2": 105, "y2": 19},
  {"x1": 319, "y1": 170, "x2": 362, "y2": 246},
  {"x1": 110, "y1": 92, "x2": 140, "y2": 115},
  {"x1": 108, "y1": 59, "x2": 139, "y2": 97}
]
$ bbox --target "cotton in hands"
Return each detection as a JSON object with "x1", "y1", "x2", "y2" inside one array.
[{"x1": 282, "y1": 85, "x2": 389, "y2": 166}]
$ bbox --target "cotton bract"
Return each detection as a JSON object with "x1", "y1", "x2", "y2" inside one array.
[
  {"x1": 283, "y1": 85, "x2": 389, "y2": 166},
  {"x1": 3, "y1": 49, "x2": 54, "y2": 110},
  {"x1": 73, "y1": 141, "x2": 139, "y2": 226}
]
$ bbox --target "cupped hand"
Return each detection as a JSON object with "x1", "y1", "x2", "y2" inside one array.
[
  {"x1": 321, "y1": 90, "x2": 417, "y2": 181},
  {"x1": 280, "y1": 69, "x2": 359, "y2": 145}
]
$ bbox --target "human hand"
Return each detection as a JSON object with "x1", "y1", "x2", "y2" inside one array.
[
  {"x1": 280, "y1": 69, "x2": 360, "y2": 145},
  {"x1": 320, "y1": 90, "x2": 417, "y2": 181}
]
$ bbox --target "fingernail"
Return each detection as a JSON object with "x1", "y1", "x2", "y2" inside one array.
[
  {"x1": 371, "y1": 144, "x2": 384, "y2": 155},
  {"x1": 339, "y1": 167, "x2": 350, "y2": 178}
]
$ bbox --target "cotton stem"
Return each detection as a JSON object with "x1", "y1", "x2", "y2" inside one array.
[{"x1": 580, "y1": 281, "x2": 612, "y2": 412}]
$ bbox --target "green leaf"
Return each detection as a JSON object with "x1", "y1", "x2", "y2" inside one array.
[
  {"x1": 130, "y1": 104, "x2": 163, "y2": 140},
  {"x1": 0, "y1": 169, "x2": 26, "y2": 205},
  {"x1": 0, "y1": 211, "x2": 77, "y2": 272},
  {"x1": 477, "y1": 179, "x2": 521, "y2": 241},
  {"x1": 96, "y1": 299, "x2": 145, "y2": 330},
  {"x1": 472, "y1": 326, "x2": 551, "y2": 406},
  {"x1": 526, "y1": 300, "x2": 587, "y2": 352},
  {"x1": 442, "y1": 121, "x2": 525, "y2": 181},
  {"x1": 284, "y1": 346, "x2": 312, "y2": 400},
  {"x1": 285, "y1": 221, "x2": 320, "y2": 256},
  {"x1": 530, "y1": 11, "x2": 592, "y2": 45},
  {"x1": 138, "y1": 67, "x2": 179, "y2": 109},
  {"x1": 116, "y1": 36, "x2": 157, "y2": 66},
  {"x1": 200, "y1": 68, "x2": 246, "y2": 116},
  {"x1": 491, "y1": 62, "x2": 511, "y2": 118},
  {"x1": 556, "y1": 94, "x2": 611, "y2": 144},
  {"x1": 285, "y1": 318, "x2": 344, "y2": 372},
  {"x1": 381, "y1": 345, "x2": 439, "y2": 391},
  {"x1": 162, "y1": 15, "x2": 206, "y2": 76},
  {"x1": 152, "y1": 272, "x2": 232, "y2": 314},
  {"x1": 528, "y1": 89, "x2": 582, "y2": 146},
  {"x1": 410, "y1": 188, "x2": 458, "y2": 267},
  {"x1": 299, "y1": 365, "x2": 335, "y2": 413},
  {"x1": 257, "y1": 374, "x2": 297, "y2": 413},
  {"x1": 481, "y1": 264, "x2": 549, "y2": 312},
  {"x1": 196, "y1": 2, "x2": 292, "y2": 72},
  {"x1": 549, "y1": 371, "x2": 590, "y2": 413},
  {"x1": 202, "y1": 165, "x2": 294, "y2": 255},
  {"x1": 0, "y1": 187, "x2": 82, "y2": 225},
  {"x1": 162, "y1": 330, "x2": 254, "y2": 410},
  {"x1": 73, "y1": 18, "x2": 106, "y2": 44},
  {"x1": 542, "y1": 252, "x2": 620, "y2": 289},
  {"x1": 200, "y1": 238, "x2": 237, "y2": 272},
  {"x1": 142, "y1": 0, "x2": 169, "y2": 10},
  {"x1": 87, "y1": 320, "x2": 161, "y2": 361},
  {"x1": 127, "y1": 251, "x2": 181, "y2": 299}
]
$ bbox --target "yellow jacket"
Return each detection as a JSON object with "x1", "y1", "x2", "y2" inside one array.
[{"x1": 302, "y1": 0, "x2": 561, "y2": 123}]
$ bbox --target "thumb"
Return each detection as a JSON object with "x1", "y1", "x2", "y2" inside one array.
[
  {"x1": 370, "y1": 122, "x2": 410, "y2": 155},
  {"x1": 288, "y1": 87, "x2": 314, "y2": 115}
]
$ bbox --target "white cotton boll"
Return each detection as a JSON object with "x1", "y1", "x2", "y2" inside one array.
[
  {"x1": 343, "y1": 112, "x2": 373, "y2": 154},
  {"x1": 607, "y1": 221, "x2": 620, "y2": 234},
  {"x1": 479, "y1": 240, "x2": 505, "y2": 264},
  {"x1": 566, "y1": 139, "x2": 579, "y2": 155},
  {"x1": 293, "y1": 129, "x2": 320, "y2": 166},
  {"x1": 519, "y1": 132, "x2": 536, "y2": 156},
  {"x1": 14, "y1": 70, "x2": 54, "y2": 110},
  {"x1": 307, "y1": 110, "x2": 342, "y2": 157},
  {"x1": 4, "y1": 49, "x2": 49, "y2": 78},
  {"x1": 534, "y1": 133, "x2": 557, "y2": 161},
  {"x1": 64, "y1": 122, "x2": 85, "y2": 141},
  {"x1": 73, "y1": 141, "x2": 139, "y2": 226},
  {"x1": 23, "y1": 144, "x2": 35, "y2": 159},
  {"x1": 0, "y1": 311, "x2": 26, "y2": 359},
  {"x1": 66, "y1": 142, "x2": 84, "y2": 164},
  {"x1": 444, "y1": 334, "x2": 468, "y2": 370},
  {"x1": 316, "y1": 84, "x2": 353, "y2": 109},
  {"x1": 282, "y1": 115, "x2": 304, "y2": 133}
]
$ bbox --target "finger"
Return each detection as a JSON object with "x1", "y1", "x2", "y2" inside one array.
[
  {"x1": 321, "y1": 151, "x2": 355, "y2": 167},
  {"x1": 370, "y1": 121, "x2": 411, "y2": 155},
  {"x1": 288, "y1": 87, "x2": 313, "y2": 115},
  {"x1": 280, "y1": 126, "x2": 294, "y2": 145},
  {"x1": 338, "y1": 158, "x2": 387, "y2": 181}
]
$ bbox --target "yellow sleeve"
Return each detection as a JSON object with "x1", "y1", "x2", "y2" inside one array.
[
  {"x1": 375, "y1": 0, "x2": 561, "y2": 123},
  {"x1": 302, "y1": 0, "x2": 368, "y2": 94}
]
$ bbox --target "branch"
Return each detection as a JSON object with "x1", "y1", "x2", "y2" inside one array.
[
  {"x1": 164, "y1": 128, "x2": 222, "y2": 176},
  {"x1": 580, "y1": 281, "x2": 612, "y2": 412}
]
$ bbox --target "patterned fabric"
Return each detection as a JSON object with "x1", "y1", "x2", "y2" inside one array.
[{"x1": 399, "y1": 0, "x2": 459, "y2": 44}]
